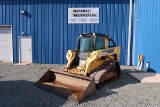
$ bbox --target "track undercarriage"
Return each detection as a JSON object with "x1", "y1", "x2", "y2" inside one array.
[{"x1": 90, "y1": 60, "x2": 120, "y2": 87}]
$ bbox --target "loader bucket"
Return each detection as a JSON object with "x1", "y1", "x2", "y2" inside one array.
[{"x1": 36, "y1": 69, "x2": 96, "y2": 103}]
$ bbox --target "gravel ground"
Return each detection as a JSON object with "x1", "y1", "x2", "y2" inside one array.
[{"x1": 0, "y1": 63, "x2": 160, "y2": 107}]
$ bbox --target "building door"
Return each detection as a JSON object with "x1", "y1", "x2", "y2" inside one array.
[
  {"x1": 0, "y1": 26, "x2": 13, "y2": 62},
  {"x1": 19, "y1": 37, "x2": 32, "y2": 63}
]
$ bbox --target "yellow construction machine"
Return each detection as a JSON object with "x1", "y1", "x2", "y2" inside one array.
[{"x1": 36, "y1": 33, "x2": 121, "y2": 103}]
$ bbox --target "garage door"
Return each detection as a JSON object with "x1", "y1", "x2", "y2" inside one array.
[{"x1": 0, "y1": 26, "x2": 13, "y2": 62}]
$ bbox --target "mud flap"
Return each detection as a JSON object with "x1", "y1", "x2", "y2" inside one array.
[{"x1": 35, "y1": 69, "x2": 96, "y2": 103}]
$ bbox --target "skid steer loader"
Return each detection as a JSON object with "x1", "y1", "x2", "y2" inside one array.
[{"x1": 36, "y1": 33, "x2": 121, "y2": 103}]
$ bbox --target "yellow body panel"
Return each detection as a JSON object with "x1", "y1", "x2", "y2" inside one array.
[
  {"x1": 65, "y1": 34, "x2": 120, "y2": 76},
  {"x1": 66, "y1": 46, "x2": 120, "y2": 76},
  {"x1": 84, "y1": 46, "x2": 120, "y2": 76},
  {"x1": 105, "y1": 37, "x2": 108, "y2": 49}
]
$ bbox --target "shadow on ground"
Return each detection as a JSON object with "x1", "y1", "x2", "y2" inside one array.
[
  {"x1": 0, "y1": 80, "x2": 66, "y2": 107},
  {"x1": 0, "y1": 68, "x2": 141, "y2": 106},
  {"x1": 147, "y1": 68, "x2": 157, "y2": 73},
  {"x1": 123, "y1": 67, "x2": 158, "y2": 82},
  {"x1": 83, "y1": 68, "x2": 140, "y2": 103}
]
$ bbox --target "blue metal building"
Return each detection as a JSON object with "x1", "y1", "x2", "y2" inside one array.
[
  {"x1": 0, "y1": 0, "x2": 131, "y2": 65},
  {"x1": 1, "y1": 0, "x2": 159, "y2": 73},
  {"x1": 134, "y1": 0, "x2": 160, "y2": 73}
]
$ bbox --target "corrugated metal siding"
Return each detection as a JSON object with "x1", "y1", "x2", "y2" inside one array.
[
  {"x1": 135, "y1": 0, "x2": 160, "y2": 72},
  {"x1": 0, "y1": 0, "x2": 130, "y2": 64}
]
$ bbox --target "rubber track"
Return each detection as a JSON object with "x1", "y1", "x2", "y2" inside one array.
[{"x1": 90, "y1": 60, "x2": 120, "y2": 87}]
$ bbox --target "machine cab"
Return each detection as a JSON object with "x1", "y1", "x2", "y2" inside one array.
[{"x1": 78, "y1": 33, "x2": 113, "y2": 66}]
